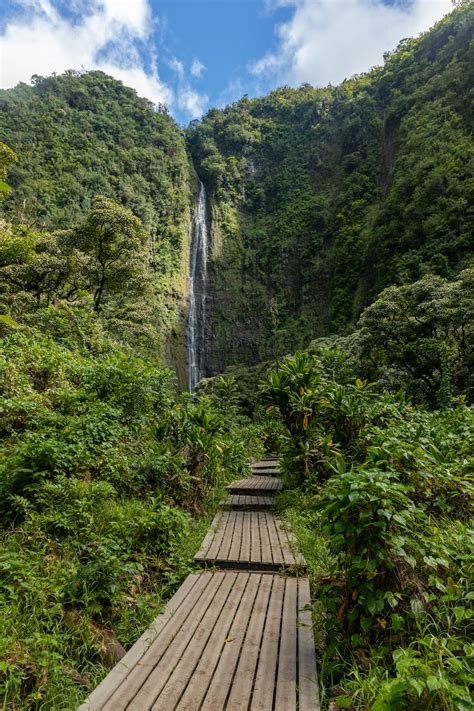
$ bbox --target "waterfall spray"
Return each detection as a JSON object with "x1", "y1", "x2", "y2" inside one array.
[{"x1": 187, "y1": 181, "x2": 209, "y2": 391}]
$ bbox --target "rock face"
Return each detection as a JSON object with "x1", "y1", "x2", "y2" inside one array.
[
  {"x1": 187, "y1": 4, "x2": 473, "y2": 377},
  {"x1": 187, "y1": 181, "x2": 210, "y2": 389}
]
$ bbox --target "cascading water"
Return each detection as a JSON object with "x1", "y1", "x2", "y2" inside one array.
[{"x1": 187, "y1": 180, "x2": 209, "y2": 391}]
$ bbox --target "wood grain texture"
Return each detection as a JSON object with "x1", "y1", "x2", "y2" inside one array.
[
  {"x1": 194, "y1": 510, "x2": 306, "y2": 571},
  {"x1": 79, "y1": 458, "x2": 319, "y2": 710},
  {"x1": 79, "y1": 572, "x2": 318, "y2": 710}
]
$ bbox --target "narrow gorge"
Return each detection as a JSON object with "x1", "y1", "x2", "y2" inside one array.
[{"x1": 187, "y1": 180, "x2": 210, "y2": 390}]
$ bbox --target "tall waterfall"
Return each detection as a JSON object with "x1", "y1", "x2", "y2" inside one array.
[{"x1": 187, "y1": 180, "x2": 209, "y2": 391}]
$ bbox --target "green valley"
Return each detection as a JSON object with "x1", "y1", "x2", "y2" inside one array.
[{"x1": 0, "y1": 2, "x2": 472, "y2": 709}]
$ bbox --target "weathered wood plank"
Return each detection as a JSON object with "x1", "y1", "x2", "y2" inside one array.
[
  {"x1": 100, "y1": 573, "x2": 221, "y2": 710},
  {"x1": 259, "y1": 511, "x2": 272, "y2": 565},
  {"x1": 219, "y1": 509, "x2": 239, "y2": 560},
  {"x1": 240, "y1": 510, "x2": 251, "y2": 562},
  {"x1": 298, "y1": 578, "x2": 320, "y2": 710},
  {"x1": 173, "y1": 573, "x2": 250, "y2": 709},
  {"x1": 275, "y1": 577, "x2": 298, "y2": 710},
  {"x1": 194, "y1": 511, "x2": 303, "y2": 571},
  {"x1": 193, "y1": 513, "x2": 221, "y2": 560},
  {"x1": 251, "y1": 575, "x2": 285, "y2": 709},
  {"x1": 229, "y1": 510, "x2": 243, "y2": 561},
  {"x1": 78, "y1": 574, "x2": 202, "y2": 711},
  {"x1": 225, "y1": 574, "x2": 273, "y2": 710},
  {"x1": 201, "y1": 573, "x2": 262, "y2": 708},
  {"x1": 79, "y1": 572, "x2": 319, "y2": 711},
  {"x1": 250, "y1": 509, "x2": 262, "y2": 564},
  {"x1": 274, "y1": 515, "x2": 295, "y2": 567},
  {"x1": 222, "y1": 494, "x2": 274, "y2": 509},
  {"x1": 226, "y1": 476, "x2": 282, "y2": 494},
  {"x1": 128, "y1": 572, "x2": 237, "y2": 709},
  {"x1": 151, "y1": 573, "x2": 247, "y2": 709}
]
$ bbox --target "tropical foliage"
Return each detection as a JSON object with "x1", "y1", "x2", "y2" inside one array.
[
  {"x1": 0, "y1": 5, "x2": 473, "y2": 710},
  {"x1": 0, "y1": 70, "x2": 194, "y2": 369},
  {"x1": 262, "y1": 350, "x2": 473, "y2": 710},
  {"x1": 188, "y1": 2, "x2": 473, "y2": 372}
]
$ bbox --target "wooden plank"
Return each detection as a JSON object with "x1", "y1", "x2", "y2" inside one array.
[
  {"x1": 240, "y1": 510, "x2": 251, "y2": 562},
  {"x1": 174, "y1": 573, "x2": 251, "y2": 709},
  {"x1": 148, "y1": 572, "x2": 241, "y2": 709},
  {"x1": 275, "y1": 578, "x2": 297, "y2": 710},
  {"x1": 226, "y1": 476, "x2": 282, "y2": 494},
  {"x1": 298, "y1": 578, "x2": 320, "y2": 710},
  {"x1": 251, "y1": 575, "x2": 285, "y2": 709},
  {"x1": 204, "y1": 511, "x2": 228, "y2": 560},
  {"x1": 259, "y1": 511, "x2": 273, "y2": 565},
  {"x1": 101, "y1": 573, "x2": 222, "y2": 710},
  {"x1": 194, "y1": 513, "x2": 222, "y2": 561},
  {"x1": 249, "y1": 509, "x2": 262, "y2": 564},
  {"x1": 202, "y1": 573, "x2": 262, "y2": 709},
  {"x1": 274, "y1": 515, "x2": 295, "y2": 567},
  {"x1": 265, "y1": 511, "x2": 283, "y2": 565},
  {"x1": 228, "y1": 511, "x2": 244, "y2": 561},
  {"x1": 218, "y1": 510, "x2": 238, "y2": 560},
  {"x1": 78, "y1": 573, "x2": 203, "y2": 711},
  {"x1": 80, "y1": 572, "x2": 319, "y2": 711},
  {"x1": 222, "y1": 494, "x2": 274, "y2": 510},
  {"x1": 195, "y1": 512, "x2": 300, "y2": 570},
  {"x1": 225, "y1": 574, "x2": 274, "y2": 710},
  {"x1": 128, "y1": 572, "x2": 237, "y2": 709}
]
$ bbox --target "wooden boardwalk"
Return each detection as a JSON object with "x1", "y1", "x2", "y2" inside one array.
[
  {"x1": 251, "y1": 460, "x2": 279, "y2": 471},
  {"x1": 222, "y1": 494, "x2": 274, "y2": 510},
  {"x1": 79, "y1": 572, "x2": 316, "y2": 711},
  {"x1": 227, "y1": 476, "x2": 283, "y2": 494},
  {"x1": 79, "y1": 458, "x2": 319, "y2": 710},
  {"x1": 194, "y1": 510, "x2": 305, "y2": 571}
]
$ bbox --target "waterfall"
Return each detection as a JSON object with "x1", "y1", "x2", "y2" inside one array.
[{"x1": 187, "y1": 180, "x2": 209, "y2": 391}]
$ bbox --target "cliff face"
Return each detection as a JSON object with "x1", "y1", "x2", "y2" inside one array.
[
  {"x1": 188, "y1": 4, "x2": 473, "y2": 375},
  {"x1": 1, "y1": 5, "x2": 472, "y2": 383},
  {"x1": 0, "y1": 71, "x2": 193, "y2": 378}
]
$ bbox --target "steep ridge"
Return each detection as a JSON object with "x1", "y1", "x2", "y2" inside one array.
[
  {"x1": 188, "y1": 3, "x2": 473, "y2": 375},
  {"x1": 0, "y1": 4, "x2": 472, "y2": 383},
  {"x1": 0, "y1": 71, "x2": 193, "y2": 379}
]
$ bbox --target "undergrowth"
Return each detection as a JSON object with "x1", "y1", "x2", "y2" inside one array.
[
  {"x1": 0, "y1": 328, "x2": 260, "y2": 709},
  {"x1": 265, "y1": 351, "x2": 473, "y2": 710}
]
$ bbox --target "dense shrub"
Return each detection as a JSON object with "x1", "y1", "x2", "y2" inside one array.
[
  {"x1": 262, "y1": 348, "x2": 473, "y2": 709},
  {"x1": 0, "y1": 326, "x2": 254, "y2": 708}
]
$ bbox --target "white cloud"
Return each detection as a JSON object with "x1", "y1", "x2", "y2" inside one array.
[
  {"x1": 251, "y1": 0, "x2": 454, "y2": 87},
  {"x1": 168, "y1": 58, "x2": 208, "y2": 119},
  {"x1": 177, "y1": 85, "x2": 208, "y2": 118},
  {"x1": 0, "y1": 0, "x2": 172, "y2": 106},
  {"x1": 168, "y1": 56, "x2": 185, "y2": 78},
  {"x1": 190, "y1": 57, "x2": 206, "y2": 78},
  {"x1": 216, "y1": 77, "x2": 246, "y2": 108}
]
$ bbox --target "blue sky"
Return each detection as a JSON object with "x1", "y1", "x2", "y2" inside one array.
[{"x1": 0, "y1": 1, "x2": 454, "y2": 124}]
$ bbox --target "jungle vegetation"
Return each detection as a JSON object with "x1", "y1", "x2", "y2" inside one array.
[
  {"x1": 0, "y1": 2, "x2": 473, "y2": 709},
  {"x1": 188, "y1": 1, "x2": 473, "y2": 373}
]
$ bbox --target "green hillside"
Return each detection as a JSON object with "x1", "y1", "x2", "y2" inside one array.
[
  {"x1": 0, "y1": 6, "x2": 473, "y2": 708},
  {"x1": 188, "y1": 3, "x2": 473, "y2": 373},
  {"x1": 0, "y1": 71, "x2": 194, "y2": 375}
]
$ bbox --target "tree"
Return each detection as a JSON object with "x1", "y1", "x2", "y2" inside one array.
[
  {"x1": 0, "y1": 141, "x2": 16, "y2": 197},
  {"x1": 68, "y1": 196, "x2": 148, "y2": 312},
  {"x1": 0, "y1": 227, "x2": 70, "y2": 308},
  {"x1": 358, "y1": 270, "x2": 473, "y2": 405}
]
